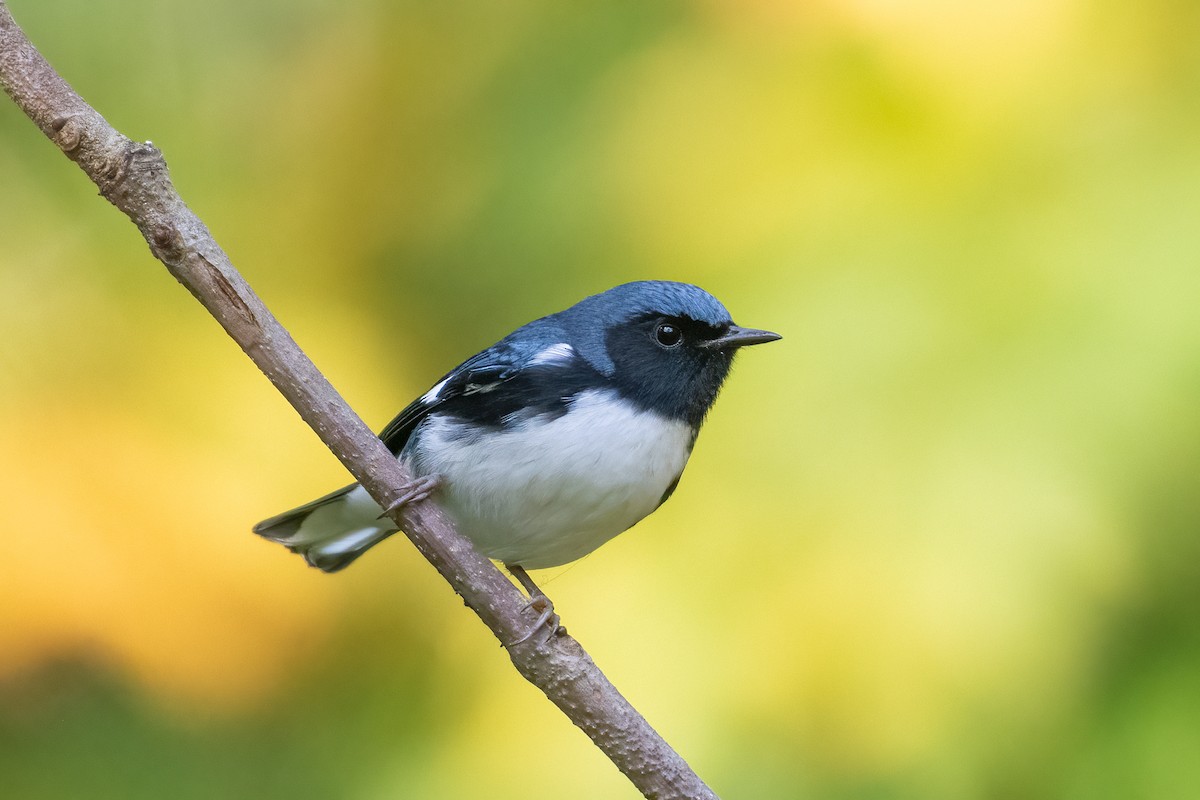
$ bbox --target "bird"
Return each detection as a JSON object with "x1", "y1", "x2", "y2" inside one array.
[{"x1": 254, "y1": 280, "x2": 780, "y2": 642}]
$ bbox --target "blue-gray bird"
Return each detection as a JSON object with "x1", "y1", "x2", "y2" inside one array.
[{"x1": 254, "y1": 281, "x2": 779, "y2": 636}]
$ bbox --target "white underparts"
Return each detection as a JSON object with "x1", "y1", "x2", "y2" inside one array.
[
  {"x1": 410, "y1": 389, "x2": 692, "y2": 569},
  {"x1": 292, "y1": 389, "x2": 693, "y2": 571}
]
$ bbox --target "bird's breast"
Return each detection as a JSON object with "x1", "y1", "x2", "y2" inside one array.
[{"x1": 407, "y1": 389, "x2": 694, "y2": 569}]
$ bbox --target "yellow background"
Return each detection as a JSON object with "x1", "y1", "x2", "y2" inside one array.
[{"x1": 2, "y1": 1, "x2": 1199, "y2": 797}]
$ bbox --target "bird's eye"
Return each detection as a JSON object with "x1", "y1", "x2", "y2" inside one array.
[{"x1": 654, "y1": 322, "x2": 684, "y2": 348}]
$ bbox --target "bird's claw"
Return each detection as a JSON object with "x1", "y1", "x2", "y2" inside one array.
[
  {"x1": 504, "y1": 564, "x2": 566, "y2": 647},
  {"x1": 377, "y1": 474, "x2": 441, "y2": 519},
  {"x1": 508, "y1": 594, "x2": 563, "y2": 647}
]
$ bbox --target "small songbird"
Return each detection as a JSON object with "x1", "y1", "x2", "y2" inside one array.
[{"x1": 254, "y1": 281, "x2": 779, "y2": 639}]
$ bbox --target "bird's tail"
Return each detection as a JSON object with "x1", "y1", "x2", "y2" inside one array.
[{"x1": 253, "y1": 484, "x2": 396, "y2": 572}]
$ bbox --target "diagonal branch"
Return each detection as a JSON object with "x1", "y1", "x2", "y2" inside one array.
[{"x1": 0, "y1": 4, "x2": 717, "y2": 799}]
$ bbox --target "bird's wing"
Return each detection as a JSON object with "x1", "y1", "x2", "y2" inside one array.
[{"x1": 378, "y1": 340, "x2": 557, "y2": 454}]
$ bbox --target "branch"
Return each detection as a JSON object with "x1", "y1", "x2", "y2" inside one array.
[{"x1": 0, "y1": 5, "x2": 717, "y2": 799}]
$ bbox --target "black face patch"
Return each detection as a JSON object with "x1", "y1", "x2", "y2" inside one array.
[{"x1": 604, "y1": 313, "x2": 735, "y2": 428}]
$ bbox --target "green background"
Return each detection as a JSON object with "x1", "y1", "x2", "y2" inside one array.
[{"x1": 3, "y1": 1, "x2": 1199, "y2": 797}]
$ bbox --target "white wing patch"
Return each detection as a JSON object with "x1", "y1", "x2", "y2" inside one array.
[
  {"x1": 420, "y1": 343, "x2": 570, "y2": 405},
  {"x1": 420, "y1": 376, "x2": 451, "y2": 405},
  {"x1": 462, "y1": 381, "x2": 499, "y2": 395},
  {"x1": 529, "y1": 342, "x2": 575, "y2": 366}
]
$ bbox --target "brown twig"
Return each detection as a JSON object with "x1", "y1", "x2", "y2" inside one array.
[{"x1": 0, "y1": 4, "x2": 717, "y2": 799}]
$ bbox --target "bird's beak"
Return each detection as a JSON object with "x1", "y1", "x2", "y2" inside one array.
[{"x1": 704, "y1": 325, "x2": 782, "y2": 350}]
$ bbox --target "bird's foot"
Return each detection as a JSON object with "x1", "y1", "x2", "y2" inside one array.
[
  {"x1": 508, "y1": 594, "x2": 562, "y2": 647},
  {"x1": 377, "y1": 474, "x2": 441, "y2": 519},
  {"x1": 505, "y1": 564, "x2": 566, "y2": 647}
]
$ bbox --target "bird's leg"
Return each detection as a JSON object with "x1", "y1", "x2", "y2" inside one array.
[
  {"x1": 505, "y1": 564, "x2": 564, "y2": 647},
  {"x1": 377, "y1": 474, "x2": 441, "y2": 520}
]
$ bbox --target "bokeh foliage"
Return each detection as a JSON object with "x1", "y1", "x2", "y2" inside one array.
[{"x1": 2, "y1": 0, "x2": 1199, "y2": 797}]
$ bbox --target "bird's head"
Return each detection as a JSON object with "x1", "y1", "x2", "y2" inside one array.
[{"x1": 558, "y1": 281, "x2": 781, "y2": 427}]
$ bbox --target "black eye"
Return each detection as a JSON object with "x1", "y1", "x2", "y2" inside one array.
[{"x1": 654, "y1": 322, "x2": 683, "y2": 348}]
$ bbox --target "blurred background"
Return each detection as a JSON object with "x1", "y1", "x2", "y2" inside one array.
[{"x1": 2, "y1": 0, "x2": 1199, "y2": 797}]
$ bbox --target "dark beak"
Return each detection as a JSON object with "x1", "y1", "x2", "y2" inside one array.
[{"x1": 704, "y1": 325, "x2": 782, "y2": 350}]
